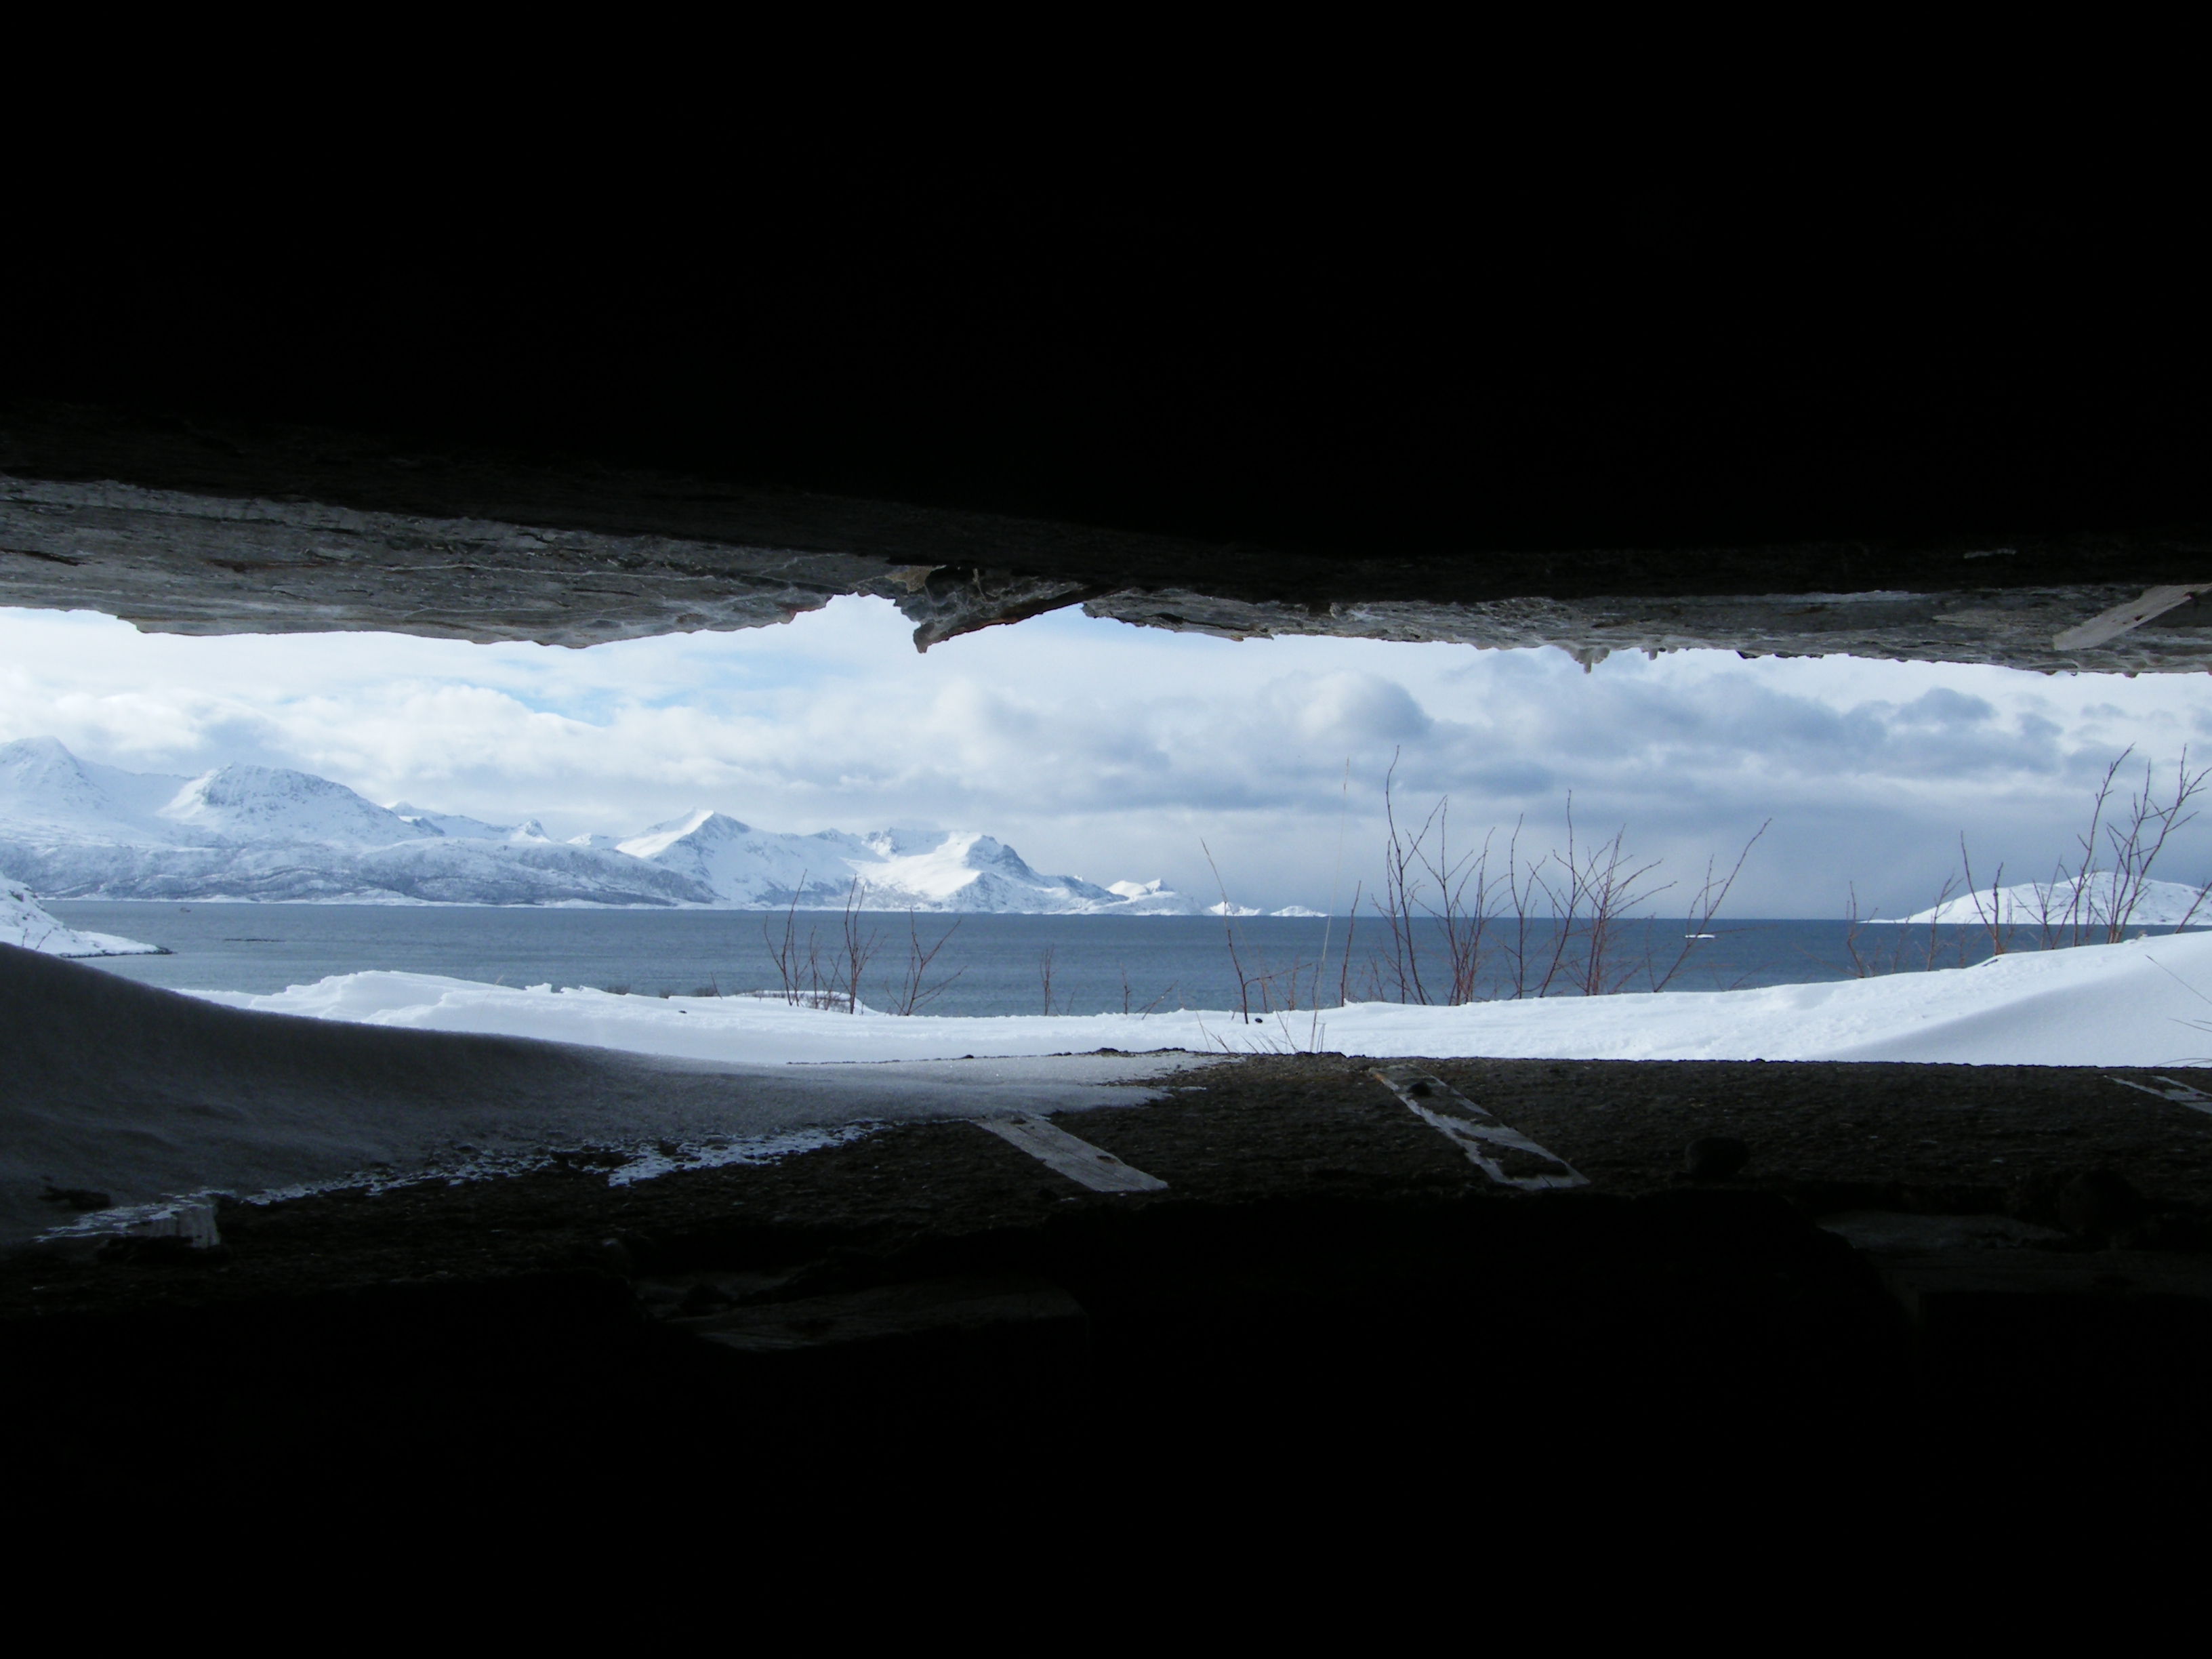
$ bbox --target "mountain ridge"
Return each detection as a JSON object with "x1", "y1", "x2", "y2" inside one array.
[{"x1": 0, "y1": 738, "x2": 1203, "y2": 913}]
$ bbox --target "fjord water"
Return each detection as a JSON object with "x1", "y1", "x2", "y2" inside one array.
[{"x1": 49, "y1": 903, "x2": 2201, "y2": 1015}]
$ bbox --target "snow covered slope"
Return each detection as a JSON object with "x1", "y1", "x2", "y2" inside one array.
[
  {"x1": 0, "y1": 739, "x2": 1197, "y2": 911},
  {"x1": 1882, "y1": 874, "x2": 2212, "y2": 928},
  {"x1": 615, "y1": 812, "x2": 1193, "y2": 913},
  {"x1": 389, "y1": 803, "x2": 514, "y2": 840},
  {"x1": 0, "y1": 943, "x2": 1194, "y2": 1246},
  {"x1": 158, "y1": 764, "x2": 441, "y2": 846},
  {"x1": 0, "y1": 741, "x2": 714, "y2": 904},
  {"x1": 2, "y1": 880, "x2": 162, "y2": 956},
  {"x1": 197, "y1": 928, "x2": 2212, "y2": 1069},
  {"x1": 0, "y1": 836, "x2": 716, "y2": 906},
  {"x1": 0, "y1": 736, "x2": 192, "y2": 844}
]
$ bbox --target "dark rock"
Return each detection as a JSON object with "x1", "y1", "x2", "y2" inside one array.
[
  {"x1": 678, "y1": 1282, "x2": 735, "y2": 1315},
  {"x1": 612, "y1": 1231, "x2": 667, "y2": 1273},
  {"x1": 1683, "y1": 1136, "x2": 1750, "y2": 1179},
  {"x1": 97, "y1": 1237, "x2": 229, "y2": 1266},
  {"x1": 39, "y1": 1184, "x2": 112, "y2": 1212},
  {"x1": 2005, "y1": 1171, "x2": 2064, "y2": 1228},
  {"x1": 2057, "y1": 1169, "x2": 2150, "y2": 1241},
  {"x1": 598, "y1": 1237, "x2": 634, "y2": 1277}
]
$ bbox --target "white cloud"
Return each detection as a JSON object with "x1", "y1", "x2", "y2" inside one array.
[{"x1": 3, "y1": 599, "x2": 2209, "y2": 918}]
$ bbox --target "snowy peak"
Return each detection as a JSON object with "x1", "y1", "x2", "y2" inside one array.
[
  {"x1": 620, "y1": 811, "x2": 855, "y2": 906},
  {"x1": 1109, "y1": 879, "x2": 1206, "y2": 912},
  {"x1": 0, "y1": 737, "x2": 121, "y2": 830},
  {"x1": 0, "y1": 739, "x2": 1206, "y2": 912},
  {"x1": 861, "y1": 826, "x2": 955, "y2": 859},
  {"x1": 0, "y1": 736, "x2": 188, "y2": 843},
  {"x1": 390, "y1": 803, "x2": 515, "y2": 840},
  {"x1": 852, "y1": 830, "x2": 1120, "y2": 909},
  {"x1": 617, "y1": 810, "x2": 754, "y2": 861},
  {"x1": 615, "y1": 815, "x2": 1161, "y2": 914},
  {"x1": 157, "y1": 765, "x2": 436, "y2": 847}
]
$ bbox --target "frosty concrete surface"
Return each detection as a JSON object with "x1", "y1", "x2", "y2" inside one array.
[{"x1": 0, "y1": 944, "x2": 1194, "y2": 1246}]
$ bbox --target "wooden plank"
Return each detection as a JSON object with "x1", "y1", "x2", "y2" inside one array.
[
  {"x1": 693, "y1": 1275, "x2": 1087, "y2": 1354},
  {"x1": 975, "y1": 1114, "x2": 1170, "y2": 1193},
  {"x1": 2053, "y1": 584, "x2": 2211, "y2": 651},
  {"x1": 2111, "y1": 1074, "x2": 2212, "y2": 1115},
  {"x1": 1368, "y1": 1066, "x2": 1589, "y2": 1191}
]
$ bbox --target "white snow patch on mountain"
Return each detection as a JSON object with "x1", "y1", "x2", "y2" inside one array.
[
  {"x1": 0, "y1": 736, "x2": 193, "y2": 844},
  {"x1": 390, "y1": 803, "x2": 514, "y2": 840},
  {"x1": 3, "y1": 881, "x2": 162, "y2": 956}
]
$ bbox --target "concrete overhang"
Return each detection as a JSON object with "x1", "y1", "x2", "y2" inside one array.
[{"x1": 5, "y1": 401, "x2": 2209, "y2": 674}]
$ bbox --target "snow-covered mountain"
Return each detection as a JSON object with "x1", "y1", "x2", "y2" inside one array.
[
  {"x1": 389, "y1": 802, "x2": 515, "y2": 840},
  {"x1": 0, "y1": 738, "x2": 1203, "y2": 912},
  {"x1": 1880, "y1": 873, "x2": 2212, "y2": 929},
  {"x1": 615, "y1": 811, "x2": 1187, "y2": 914},
  {"x1": 161, "y1": 765, "x2": 441, "y2": 846},
  {"x1": 0, "y1": 736, "x2": 193, "y2": 844}
]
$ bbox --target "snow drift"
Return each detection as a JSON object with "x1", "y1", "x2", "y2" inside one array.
[
  {"x1": 191, "y1": 928, "x2": 2212, "y2": 1069},
  {"x1": 0, "y1": 943, "x2": 1189, "y2": 1245}
]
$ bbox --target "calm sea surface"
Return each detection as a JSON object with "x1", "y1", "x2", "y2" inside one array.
[{"x1": 47, "y1": 902, "x2": 2209, "y2": 1015}]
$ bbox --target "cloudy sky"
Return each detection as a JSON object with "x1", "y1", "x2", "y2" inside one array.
[{"x1": 4, "y1": 596, "x2": 2209, "y2": 918}]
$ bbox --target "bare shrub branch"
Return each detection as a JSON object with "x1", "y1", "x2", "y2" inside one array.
[{"x1": 890, "y1": 909, "x2": 963, "y2": 1016}]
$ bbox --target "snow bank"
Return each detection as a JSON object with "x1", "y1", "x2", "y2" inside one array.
[
  {"x1": 1, "y1": 945, "x2": 1193, "y2": 1246},
  {"x1": 189, "y1": 929, "x2": 2212, "y2": 1069},
  {"x1": 2, "y1": 882, "x2": 163, "y2": 958}
]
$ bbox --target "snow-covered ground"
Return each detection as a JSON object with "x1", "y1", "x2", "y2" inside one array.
[
  {"x1": 1881, "y1": 874, "x2": 2212, "y2": 928},
  {"x1": 1, "y1": 941, "x2": 1199, "y2": 1246},
  {"x1": 190, "y1": 928, "x2": 2212, "y2": 1069},
  {"x1": 2, "y1": 882, "x2": 162, "y2": 958}
]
